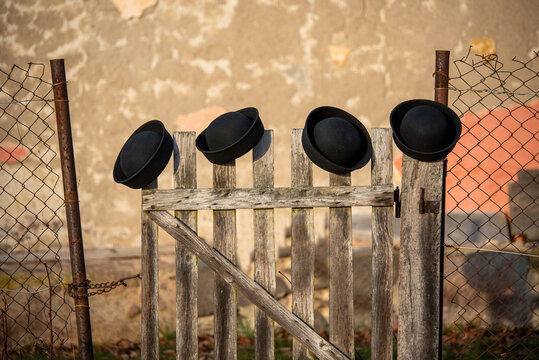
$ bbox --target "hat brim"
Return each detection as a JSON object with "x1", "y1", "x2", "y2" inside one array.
[
  {"x1": 302, "y1": 106, "x2": 372, "y2": 174},
  {"x1": 196, "y1": 107, "x2": 264, "y2": 164},
  {"x1": 113, "y1": 120, "x2": 173, "y2": 189},
  {"x1": 390, "y1": 99, "x2": 461, "y2": 162}
]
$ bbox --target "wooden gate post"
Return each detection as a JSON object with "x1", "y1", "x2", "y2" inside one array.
[
  {"x1": 397, "y1": 159, "x2": 443, "y2": 360},
  {"x1": 397, "y1": 51, "x2": 449, "y2": 360}
]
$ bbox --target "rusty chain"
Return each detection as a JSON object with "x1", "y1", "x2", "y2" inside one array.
[{"x1": 67, "y1": 273, "x2": 141, "y2": 299}]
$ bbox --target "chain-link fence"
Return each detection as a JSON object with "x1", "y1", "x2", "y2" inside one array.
[
  {"x1": 0, "y1": 63, "x2": 72, "y2": 358},
  {"x1": 443, "y1": 51, "x2": 539, "y2": 358}
]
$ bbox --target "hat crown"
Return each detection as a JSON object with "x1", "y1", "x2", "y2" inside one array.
[
  {"x1": 389, "y1": 99, "x2": 462, "y2": 162},
  {"x1": 205, "y1": 112, "x2": 252, "y2": 151},
  {"x1": 195, "y1": 107, "x2": 264, "y2": 165},
  {"x1": 399, "y1": 105, "x2": 450, "y2": 153},
  {"x1": 113, "y1": 120, "x2": 174, "y2": 189},
  {"x1": 312, "y1": 117, "x2": 362, "y2": 167},
  {"x1": 119, "y1": 131, "x2": 162, "y2": 178},
  {"x1": 301, "y1": 106, "x2": 372, "y2": 174}
]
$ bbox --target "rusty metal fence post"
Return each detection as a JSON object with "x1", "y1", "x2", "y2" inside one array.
[
  {"x1": 50, "y1": 59, "x2": 94, "y2": 360},
  {"x1": 434, "y1": 50, "x2": 450, "y2": 360}
]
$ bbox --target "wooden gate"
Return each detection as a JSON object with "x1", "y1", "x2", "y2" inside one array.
[{"x1": 140, "y1": 128, "x2": 395, "y2": 359}]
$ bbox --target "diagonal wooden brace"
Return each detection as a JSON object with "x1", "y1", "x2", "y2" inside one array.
[{"x1": 147, "y1": 210, "x2": 350, "y2": 360}]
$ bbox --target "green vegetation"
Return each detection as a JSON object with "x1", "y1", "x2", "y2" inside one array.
[{"x1": 7, "y1": 326, "x2": 538, "y2": 359}]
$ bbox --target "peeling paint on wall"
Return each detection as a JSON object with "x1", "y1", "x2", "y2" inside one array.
[
  {"x1": 459, "y1": 0, "x2": 469, "y2": 13},
  {"x1": 2, "y1": 0, "x2": 537, "y2": 262},
  {"x1": 174, "y1": 107, "x2": 226, "y2": 134},
  {"x1": 206, "y1": 82, "x2": 230, "y2": 102},
  {"x1": 470, "y1": 38, "x2": 496, "y2": 58},
  {"x1": 422, "y1": 0, "x2": 436, "y2": 12},
  {"x1": 328, "y1": 45, "x2": 351, "y2": 67},
  {"x1": 0, "y1": 144, "x2": 27, "y2": 164},
  {"x1": 190, "y1": 58, "x2": 232, "y2": 77},
  {"x1": 111, "y1": 0, "x2": 158, "y2": 20}
]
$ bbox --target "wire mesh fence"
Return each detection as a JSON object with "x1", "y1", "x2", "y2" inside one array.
[
  {"x1": 444, "y1": 51, "x2": 539, "y2": 358},
  {"x1": 0, "y1": 63, "x2": 72, "y2": 357}
]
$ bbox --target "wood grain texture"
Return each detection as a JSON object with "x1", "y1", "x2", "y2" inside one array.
[
  {"x1": 253, "y1": 131, "x2": 276, "y2": 360},
  {"x1": 141, "y1": 179, "x2": 159, "y2": 360},
  {"x1": 213, "y1": 161, "x2": 237, "y2": 360},
  {"x1": 398, "y1": 155, "x2": 443, "y2": 360},
  {"x1": 290, "y1": 129, "x2": 314, "y2": 360},
  {"x1": 148, "y1": 210, "x2": 351, "y2": 360},
  {"x1": 329, "y1": 172, "x2": 353, "y2": 358},
  {"x1": 173, "y1": 132, "x2": 198, "y2": 360},
  {"x1": 142, "y1": 185, "x2": 393, "y2": 210},
  {"x1": 371, "y1": 128, "x2": 394, "y2": 360}
]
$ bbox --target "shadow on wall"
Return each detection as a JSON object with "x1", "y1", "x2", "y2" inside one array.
[{"x1": 452, "y1": 252, "x2": 535, "y2": 328}]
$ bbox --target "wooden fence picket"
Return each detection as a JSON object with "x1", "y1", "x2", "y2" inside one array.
[
  {"x1": 141, "y1": 179, "x2": 159, "y2": 359},
  {"x1": 329, "y1": 170, "x2": 354, "y2": 357},
  {"x1": 253, "y1": 130, "x2": 276, "y2": 359},
  {"x1": 371, "y1": 128, "x2": 394, "y2": 360},
  {"x1": 173, "y1": 132, "x2": 198, "y2": 360},
  {"x1": 290, "y1": 129, "x2": 315, "y2": 360},
  {"x1": 213, "y1": 160, "x2": 237, "y2": 359}
]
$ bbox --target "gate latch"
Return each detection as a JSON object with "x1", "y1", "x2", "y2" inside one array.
[
  {"x1": 419, "y1": 188, "x2": 440, "y2": 214},
  {"x1": 394, "y1": 187, "x2": 401, "y2": 218}
]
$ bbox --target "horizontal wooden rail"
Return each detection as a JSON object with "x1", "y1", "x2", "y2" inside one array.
[
  {"x1": 142, "y1": 185, "x2": 394, "y2": 210},
  {"x1": 147, "y1": 210, "x2": 351, "y2": 360}
]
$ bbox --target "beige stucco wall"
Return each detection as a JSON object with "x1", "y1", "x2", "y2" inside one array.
[{"x1": 2, "y1": 0, "x2": 539, "y2": 269}]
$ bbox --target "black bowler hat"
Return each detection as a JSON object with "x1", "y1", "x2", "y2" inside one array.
[
  {"x1": 301, "y1": 106, "x2": 372, "y2": 174},
  {"x1": 390, "y1": 99, "x2": 461, "y2": 162},
  {"x1": 113, "y1": 120, "x2": 173, "y2": 189},
  {"x1": 196, "y1": 107, "x2": 264, "y2": 164}
]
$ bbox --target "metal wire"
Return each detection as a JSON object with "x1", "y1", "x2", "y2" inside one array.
[
  {"x1": 444, "y1": 51, "x2": 539, "y2": 359},
  {"x1": 0, "y1": 63, "x2": 72, "y2": 357},
  {"x1": 0, "y1": 99, "x2": 55, "y2": 105},
  {"x1": 0, "y1": 283, "x2": 65, "y2": 295},
  {"x1": 447, "y1": 87, "x2": 539, "y2": 97},
  {"x1": 444, "y1": 244, "x2": 539, "y2": 258}
]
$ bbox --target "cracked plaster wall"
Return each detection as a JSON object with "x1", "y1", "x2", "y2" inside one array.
[{"x1": 1, "y1": 0, "x2": 538, "y2": 270}]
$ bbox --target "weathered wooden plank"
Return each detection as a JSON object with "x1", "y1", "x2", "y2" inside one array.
[
  {"x1": 329, "y1": 171, "x2": 353, "y2": 358},
  {"x1": 147, "y1": 210, "x2": 351, "y2": 360},
  {"x1": 141, "y1": 178, "x2": 159, "y2": 360},
  {"x1": 213, "y1": 161, "x2": 237, "y2": 360},
  {"x1": 142, "y1": 185, "x2": 393, "y2": 210},
  {"x1": 290, "y1": 129, "x2": 314, "y2": 360},
  {"x1": 398, "y1": 155, "x2": 443, "y2": 360},
  {"x1": 173, "y1": 132, "x2": 198, "y2": 360},
  {"x1": 371, "y1": 128, "x2": 394, "y2": 360},
  {"x1": 253, "y1": 130, "x2": 276, "y2": 360}
]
